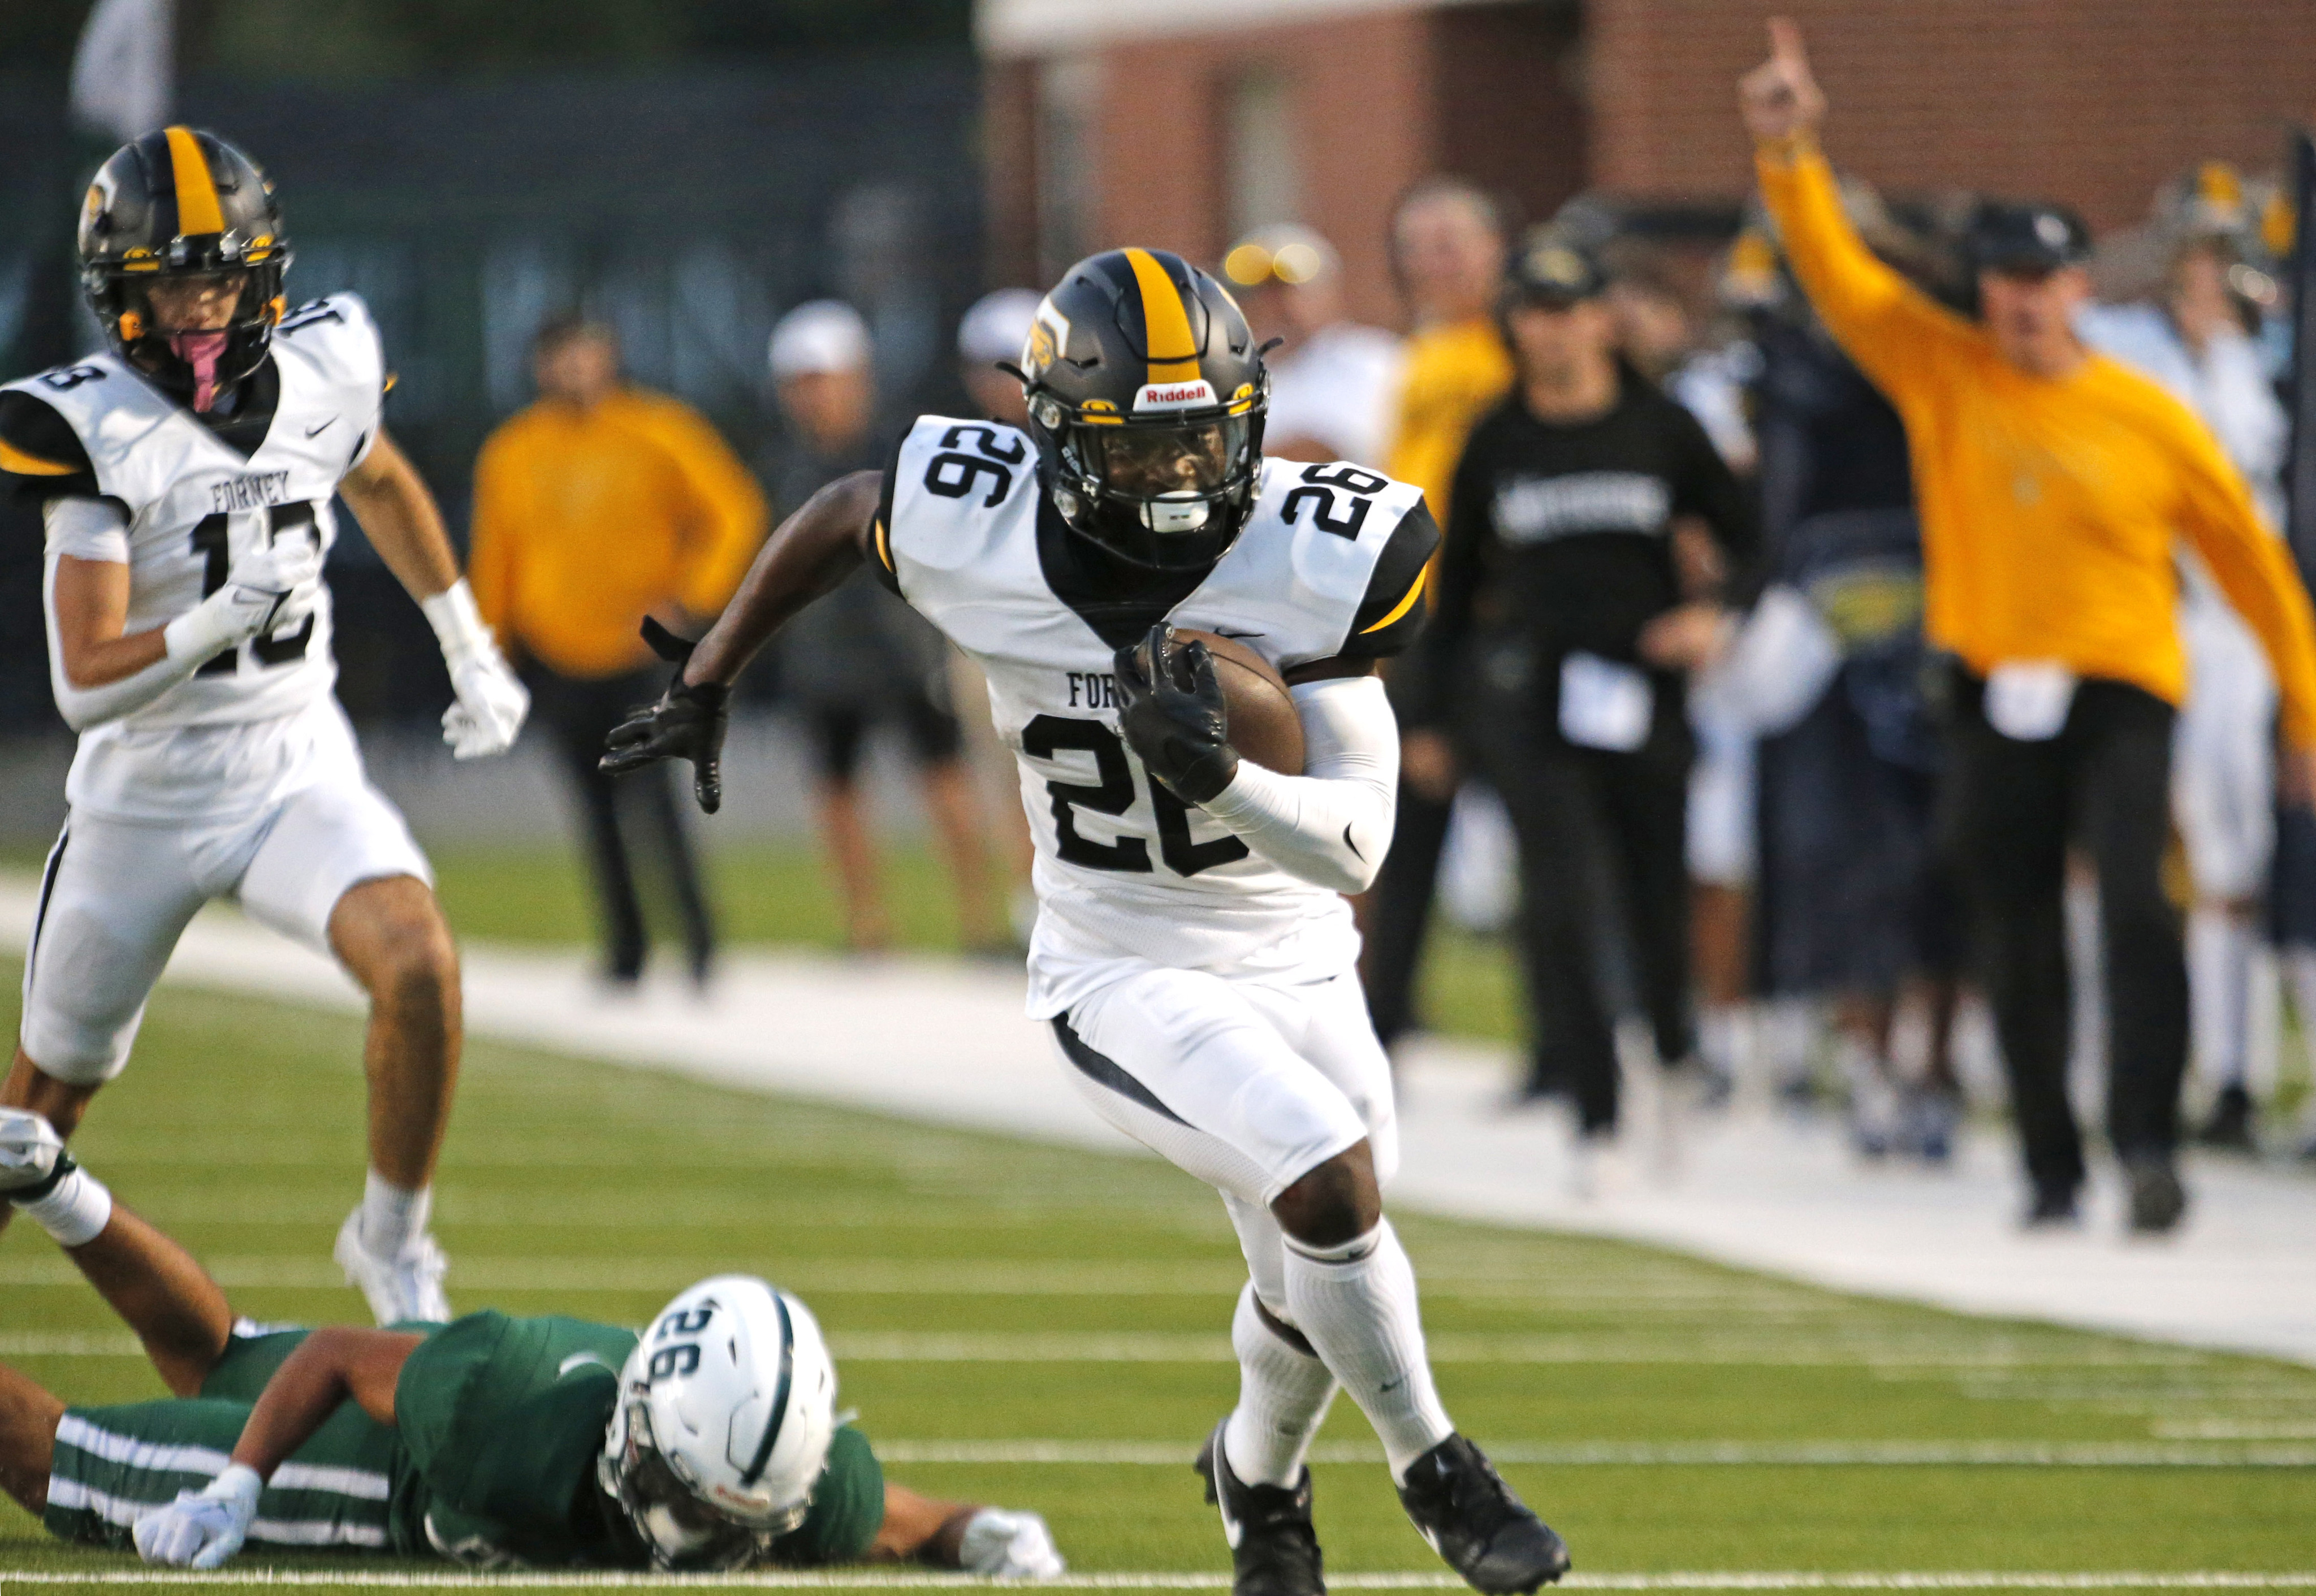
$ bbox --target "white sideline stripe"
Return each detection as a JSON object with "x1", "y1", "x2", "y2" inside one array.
[
  {"x1": 871, "y1": 1438, "x2": 2316, "y2": 1467},
  {"x1": 2, "y1": 1572, "x2": 2314, "y2": 1589}
]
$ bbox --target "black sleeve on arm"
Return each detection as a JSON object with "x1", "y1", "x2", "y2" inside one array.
[
  {"x1": 1669, "y1": 403, "x2": 1761, "y2": 599},
  {"x1": 866, "y1": 436, "x2": 906, "y2": 596},
  {"x1": 1337, "y1": 498, "x2": 1442, "y2": 661},
  {"x1": 0, "y1": 391, "x2": 97, "y2": 502}
]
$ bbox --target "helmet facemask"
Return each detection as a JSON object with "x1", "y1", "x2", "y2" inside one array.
[
  {"x1": 1035, "y1": 393, "x2": 1264, "y2": 572},
  {"x1": 601, "y1": 1395, "x2": 794, "y2": 1571}
]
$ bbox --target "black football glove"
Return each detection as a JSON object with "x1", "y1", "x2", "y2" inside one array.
[
  {"x1": 1114, "y1": 623, "x2": 1239, "y2": 805},
  {"x1": 600, "y1": 617, "x2": 731, "y2": 814}
]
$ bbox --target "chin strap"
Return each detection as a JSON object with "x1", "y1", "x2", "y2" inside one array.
[{"x1": 168, "y1": 330, "x2": 231, "y2": 412}]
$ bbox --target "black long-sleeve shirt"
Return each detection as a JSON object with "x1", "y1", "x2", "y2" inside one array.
[{"x1": 1408, "y1": 368, "x2": 1756, "y2": 730}]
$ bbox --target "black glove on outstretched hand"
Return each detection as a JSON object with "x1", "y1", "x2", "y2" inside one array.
[
  {"x1": 1114, "y1": 623, "x2": 1239, "y2": 805},
  {"x1": 600, "y1": 617, "x2": 731, "y2": 814}
]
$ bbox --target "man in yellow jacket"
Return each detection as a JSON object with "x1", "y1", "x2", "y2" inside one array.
[
  {"x1": 469, "y1": 314, "x2": 766, "y2": 985},
  {"x1": 1741, "y1": 20, "x2": 2316, "y2": 1232},
  {"x1": 1363, "y1": 178, "x2": 1515, "y2": 1054}
]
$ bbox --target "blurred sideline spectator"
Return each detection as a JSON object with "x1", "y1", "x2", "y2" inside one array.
[
  {"x1": 766, "y1": 301, "x2": 1004, "y2": 954},
  {"x1": 1724, "y1": 209, "x2": 1967, "y2": 1160},
  {"x1": 959, "y1": 288, "x2": 1041, "y2": 428},
  {"x1": 1222, "y1": 224, "x2": 1404, "y2": 468},
  {"x1": 1364, "y1": 177, "x2": 1514, "y2": 1053},
  {"x1": 1742, "y1": 20, "x2": 2316, "y2": 1232},
  {"x1": 953, "y1": 289, "x2": 1042, "y2": 936},
  {"x1": 470, "y1": 314, "x2": 763, "y2": 986},
  {"x1": 1404, "y1": 234, "x2": 1755, "y2": 1182},
  {"x1": 1605, "y1": 243, "x2": 1764, "y2": 1102},
  {"x1": 2080, "y1": 172, "x2": 2291, "y2": 1151}
]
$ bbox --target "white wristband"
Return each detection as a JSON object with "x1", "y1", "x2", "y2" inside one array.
[{"x1": 421, "y1": 578, "x2": 493, "y2": 664}]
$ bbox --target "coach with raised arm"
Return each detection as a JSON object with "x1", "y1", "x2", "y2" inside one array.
[{"x1": 1739, "y1": 19, "x2": 2316, "y2": 1232}]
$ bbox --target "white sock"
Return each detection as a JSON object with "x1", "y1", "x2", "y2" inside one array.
[
  {"x1": 2188, "y1": 907, "x2": 2253, "y2": 1092},
  {"x1": 1222, "y1": 1283, "x2": 1338, "y2": 1487},
  {"x1": 12, "y1": 1159, "x2": 113, "y2": 1248},
  {"x1": 360, "y1": 1170, "x2": 431, "y2": 1258},
  {"x1": 1281, "y1": 1219, "x2": 1453, "y2": 1478}
]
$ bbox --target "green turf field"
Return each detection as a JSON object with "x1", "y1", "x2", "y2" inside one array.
[
  {"x1": 416, "y1": 838, "x2": 1526, "y2": 1044},
  {"x1": 1, "y1": 962, "x2": 2310, "y2": 1591}
]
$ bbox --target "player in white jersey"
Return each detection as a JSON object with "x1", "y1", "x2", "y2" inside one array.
[
  {"x1": 604, "y1": 249, "x2": 1569, "y2": 1596},
  {"x1": 0, "y1": 128, "x2": 529, "y2": 1324}
]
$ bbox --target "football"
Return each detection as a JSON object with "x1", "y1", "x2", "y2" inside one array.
[{"x1": 1170, "y1": 628, "x2": 1306, "y2": 776}]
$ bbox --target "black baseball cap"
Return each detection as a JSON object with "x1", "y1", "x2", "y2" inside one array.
[
  {"x1": 1507, "y1": 233, "x2": 1606, "y2": 306},
  {"x1": 1970, "y1": 201, "x2": 2092, "y2": 274}
]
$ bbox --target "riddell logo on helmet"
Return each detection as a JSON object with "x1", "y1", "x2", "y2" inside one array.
[{"x1": 1135, "y1": 379, "x2": 1217, "y2": 412}]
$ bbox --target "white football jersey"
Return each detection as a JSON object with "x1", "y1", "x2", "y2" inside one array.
[
  {"x1": 11, "y1": 292, "x2": 388, "y2": 818},
  {"x1": 875, "y1": 416, "x2": 1434, "y2": 1016}
]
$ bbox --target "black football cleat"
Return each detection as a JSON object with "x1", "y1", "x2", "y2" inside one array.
[
  {"x1": 1195, "y1": 1421, "x2": 1325, "y2": 1596},
  {"x1": 1396, "y1": 1434, "x2": 1570, "y2": 1594}
]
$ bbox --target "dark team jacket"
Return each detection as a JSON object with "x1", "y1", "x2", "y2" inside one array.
[{"x1": 1407, "y1": 367, "x2": 1756, "y2": 737}]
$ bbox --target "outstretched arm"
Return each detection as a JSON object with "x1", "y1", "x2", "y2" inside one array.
[
  {"x1": 869, "y1": 1483, "x2": 1064, "y2": 1577},
  {"x1": 134, "y1": 1327, "x2": 420, "y2": 1568},
  {"x1": 600, "y1": 470, "x2": 882, "y2": 812},
  {"x1": 682, "y1": 469, "x2": 882, "y2": 689},
  {"x1": 1739, "y1": 18, "x2": 1972, "y2": 393}
]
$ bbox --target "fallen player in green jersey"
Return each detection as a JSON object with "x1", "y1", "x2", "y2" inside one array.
[{"x1": 0, "y1": 1110, "x2": 1062, "y2": 1574}]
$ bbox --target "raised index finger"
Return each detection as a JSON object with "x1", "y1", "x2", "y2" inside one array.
[{"x1": 1766, "y1": 15, "x2": 1810, "y2": 72}]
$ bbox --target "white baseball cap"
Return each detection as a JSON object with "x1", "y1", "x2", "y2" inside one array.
[
  {"x1": 768, "y1": 301, "x2": 871, "y2": 379},
  {"x1": 957, "y1": 288, "x2": 1041, "y2": 367}
]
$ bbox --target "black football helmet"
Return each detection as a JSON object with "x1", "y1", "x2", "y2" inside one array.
[
  {"x1": 79, "y1": 127, "x2": 291, "y2": 410},
  {"x1": 1018, "y1": 248, "x2": 1269, "y2": 571}
]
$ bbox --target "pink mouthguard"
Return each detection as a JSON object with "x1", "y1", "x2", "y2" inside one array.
[{"x1": 168, "y1": 331, "x2": 231, "y2": 412}]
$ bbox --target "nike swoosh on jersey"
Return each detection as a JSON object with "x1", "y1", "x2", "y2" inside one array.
[
  {"x1": 558, "y1": 1351, "x2": 614, "y2": 1378},
  {"x1": 305, "y1": 418, "x2": 334, "y2": 437},
  {"x1": 1343, "y1": 824, "x2": 1363, "y2": 861}
]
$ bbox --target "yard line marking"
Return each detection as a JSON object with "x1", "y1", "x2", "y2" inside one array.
[
  {"x1": 870, "y1": 1439, "x2": 2316, "y2": 1467},
  {"x1": 0, "y1": 1257, "x2": 1863, "y2": 1307},
  {"x1": 0, "y1": 1329, "x2": 2203, "y2": 1370},
  {"x1": 2, "y1": 1570, "x2": 2314, "y2": 1589}
]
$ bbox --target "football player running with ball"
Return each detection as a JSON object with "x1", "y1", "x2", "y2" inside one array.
[
  {"x1": 0, "y1": 129, "x2": 529, "y2": 1321},
  {"x1": 0, "y1": 1109, "x2": 1062, "y2": 1576},
  {"x1": 605, "y1": 249, "x2": 1571, "y2": 1595}
]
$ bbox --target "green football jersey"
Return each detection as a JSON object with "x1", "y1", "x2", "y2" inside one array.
[{"x1": 180, "y1": 1313, "x2": 885, "y2": 1568}]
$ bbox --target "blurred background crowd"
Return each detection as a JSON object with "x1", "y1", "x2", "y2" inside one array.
[{"x1": 4, "y1": 0, "x2": 2315, "y2": 1204}]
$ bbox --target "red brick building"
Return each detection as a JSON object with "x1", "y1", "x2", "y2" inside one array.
[{"x1": 977, "y1": 0, "x2": 2315, "y2": 326}]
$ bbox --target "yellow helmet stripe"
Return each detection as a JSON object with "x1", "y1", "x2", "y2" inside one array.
[
  {"x1": 163, "y1": 126, "x2": 226, "y2": 237},
  {"x1": 1123, "y1": 248, "x2": 1202, "y2": 385},
  {"x1": 1358, "y1": 564, "x2": 1428, "y2": 635},
  {"x1": 0, "y1": 437, "x2": 81, "y2": 477}
]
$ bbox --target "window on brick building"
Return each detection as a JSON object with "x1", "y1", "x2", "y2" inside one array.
[
  {"x1": 1036, "y1": 55, "x2": 1101, "y2": 282},
  {"x1": 1224, "y1": 68, "x2": 1303, "y2": 239}
]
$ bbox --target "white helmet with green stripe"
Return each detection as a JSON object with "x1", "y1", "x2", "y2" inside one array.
[{"x1": 599, "y1": 1275, "x2": 837, "y2": 1570}]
